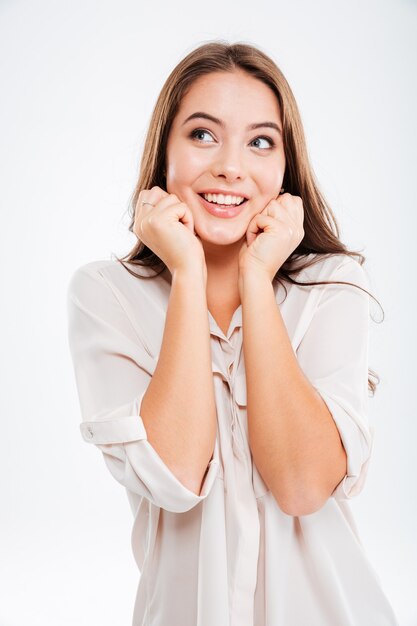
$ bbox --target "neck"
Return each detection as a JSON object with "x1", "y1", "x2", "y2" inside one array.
[{"x1": 201, "y1": 237, "x2": 243, "y2": 275}]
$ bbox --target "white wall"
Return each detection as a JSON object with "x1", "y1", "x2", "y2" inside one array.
[{"x1": 1, "y1": 0, "x2": 415, "y2": 624}]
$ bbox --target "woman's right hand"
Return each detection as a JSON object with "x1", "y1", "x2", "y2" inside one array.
[{"x1": 134, "y1": 186, "x2": 206, "y2": 277}]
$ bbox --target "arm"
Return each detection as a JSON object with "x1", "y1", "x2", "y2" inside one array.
[
  {"x1": 239, "y1": 257, "x2": 373, "y2": 516},
  {"x1": 67, "y1": 262, "x2": 218, "y2": 512},
  {"x1": 139, "y1": 265, "x2": 217, "y2": 495}
]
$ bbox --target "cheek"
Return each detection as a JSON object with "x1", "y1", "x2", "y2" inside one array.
[
  {"x1": 261, "y1": 170, "x2": 284, "y2": 201},
  {"x1": 166, "y1": 144, "x2": 205, "y2": 186},
  {"x1": 166, "y1": 152, "x2": 183, "y2": 184},
  {"x1": 258, "y1": 164, "x2": 285, "y2": 197}
]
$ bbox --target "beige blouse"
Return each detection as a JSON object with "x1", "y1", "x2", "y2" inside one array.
[{"x1": 67, "y1": 252, "x2": 399, "y2": 626}]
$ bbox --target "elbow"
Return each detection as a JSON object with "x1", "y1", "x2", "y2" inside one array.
[
  {"x1": 172, "y1": 452, "x2": 216, "y2": 497},
  {"x1": 275, "y1": 485, "x2": 328, "y2": 517},
  {"x1": 281, "y1": 444, "x2": 349, "y2": 516},
  {"x1": 280, "y1": 497, "x2": 326, "y2": 517},
  {"x1": 176, "y1": 474, "x2": 205, "y2": 497}
]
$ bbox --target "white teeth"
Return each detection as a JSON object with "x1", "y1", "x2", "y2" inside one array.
[{"x1": 202, "y1": 193, "x2": 245, "y2": 206}]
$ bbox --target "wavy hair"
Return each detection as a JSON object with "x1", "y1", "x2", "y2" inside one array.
[{"x1": 114, "y1": 40, "x2": 383, "y2": 395}]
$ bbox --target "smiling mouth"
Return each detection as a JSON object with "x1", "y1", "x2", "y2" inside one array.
[
  {"x1": 197, "y1": 193, "x2": 249, "y2": 219},
  {"x1": 197, "y1": 193, "x2": 248, "y2": 208}
]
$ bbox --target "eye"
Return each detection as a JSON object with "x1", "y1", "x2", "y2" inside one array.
[
  {"x1": 190, "y1": 128, "x2": 215, "y2": 143},
  {"x1": 250, "y1": 136, "x2": 275, "y2": 150}
]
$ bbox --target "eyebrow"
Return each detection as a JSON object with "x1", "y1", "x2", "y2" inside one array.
[{"x1": 181, "y1": 111, "x2": 282, "y2": 135}]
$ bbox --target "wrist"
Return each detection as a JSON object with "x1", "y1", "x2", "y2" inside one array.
[
  {"x1": 172, "y1": 261, "x2": 207, "y2": 286},
  {"x1": 238, "y1": 264, "x2": 273, "y2": 293}
]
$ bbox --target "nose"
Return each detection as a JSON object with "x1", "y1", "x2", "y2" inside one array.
[{"x1": 210, "y1": 140, "x2": 246, "y2": 181}]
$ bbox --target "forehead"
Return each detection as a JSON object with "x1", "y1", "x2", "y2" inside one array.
[{"x1": 175, "y1": 70, "x2": 281, "y2": 124}]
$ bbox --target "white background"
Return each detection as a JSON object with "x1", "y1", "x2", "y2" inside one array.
[{"x1": 1, "y1": 0, "x2": 416, "y2": 624}]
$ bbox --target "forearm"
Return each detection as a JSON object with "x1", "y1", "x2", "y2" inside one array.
[
  {"x1": 140, "y1": 265, "x2": 217, "y2": 495},
  {"x1": 240, "y1": 269, "x2": 346, "y2": 515}
]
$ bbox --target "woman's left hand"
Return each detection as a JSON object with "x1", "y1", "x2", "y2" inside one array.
[{"x1": 238, "y1": 193, "x2": 305, "y2": 281}]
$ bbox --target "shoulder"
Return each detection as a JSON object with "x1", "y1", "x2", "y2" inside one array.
[
  {"x1": 295, "y1": 253, "x2": 370, "y2": 291},
  {"x1": 67, "y1": 259, "x2": 118, "y2": 301},
  {"x1": 67, "y1": 258, "x2": 171, "y2": 324},
  {"x1": 68, "y1": 257, "x2": 158, "y2": 289},
  {"x1": 66, "y1": 259, "x2": 146, "y2": 333}
]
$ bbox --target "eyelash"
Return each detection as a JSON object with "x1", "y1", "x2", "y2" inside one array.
[{"x1": 189, "y1": 128, "x2": 276, "y2": 149}]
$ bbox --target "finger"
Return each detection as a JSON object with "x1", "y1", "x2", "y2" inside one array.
[
  {"x1": 136, "y1": 186, "x2": 168, "y2": 211},
  {"x1": 170, "y1": 201, "x2": 195, "y2": 232},
  {"x1": 134, "y1": 190, "x2": 166, "y2": 238},
  {"x1": 140, "y1": 193, "x2": 189, "y2": 219},
  {"x1": 262, "y1": 198, "x2": 284, "y2": 217},
  {"x1": 146, "y1": 195, "x2": 194, "y2": 234},
  {"x1": 151, "y1": 193, "x2": 182, "y2": 212},
  {"x1": 245, "y1": 214, "x2": 274, "y2": 246},
  {"x1": 250, "y1": 214, "x2": 279, "y2": 231},
  {"x1": 270, "y1": 200, "x2": 301, "y2": 228},
  {"x1": 276, "y1": 194, "x2": 303, "y2": 218},
  {"x1": 136, "y1": 197, "x2": 196, "y2": 238},
  {"x1": 135, "y1": 192, "x2": 178, "y2": 232}
]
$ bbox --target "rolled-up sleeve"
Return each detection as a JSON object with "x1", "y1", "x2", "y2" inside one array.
[
  {"x1": 67, "y1": 264, "x2": 219, "y2": 513},
  {"x1": 295, "y1": 257, "x2": 374, "y2": 501}
]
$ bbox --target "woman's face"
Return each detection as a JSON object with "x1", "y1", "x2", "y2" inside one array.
[{"x1": 165, "y1": 69, "x2": 286, "y2": 250}]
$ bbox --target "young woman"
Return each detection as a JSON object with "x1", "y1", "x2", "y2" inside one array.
[{"x1": 67, "y1": 41, "x2": 399, "y2": 626}]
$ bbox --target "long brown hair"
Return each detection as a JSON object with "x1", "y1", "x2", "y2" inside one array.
[{"x1": 114, "y1": 40, "x2": 383, "y2": 395}]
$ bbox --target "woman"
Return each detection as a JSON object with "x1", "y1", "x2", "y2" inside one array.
[{"x1": 67, "y1": 41, "x2": 399, "y2": 625}]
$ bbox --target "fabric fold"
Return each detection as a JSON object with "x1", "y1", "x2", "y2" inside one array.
[
  {"x1": 67, "y1": 263, "x2": 219, "y2": 513},
  {"x1": 295, "y1": 257, "x2": 373, "y2": 501},
  {"x1": 66, "y1": 255, "x2": 399, "y2": 625}
]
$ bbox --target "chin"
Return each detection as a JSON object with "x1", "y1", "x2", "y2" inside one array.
[{"x1": 194, "y1": 220, "x2": 246, "y2": 247}]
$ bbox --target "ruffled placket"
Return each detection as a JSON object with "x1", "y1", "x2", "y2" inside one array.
[
  {"x1": 208, "y1": 308, "x2": 261, "y2": 626},
  {"x1": 208, "y1": 307, "x2": 247, "y2": 462}
]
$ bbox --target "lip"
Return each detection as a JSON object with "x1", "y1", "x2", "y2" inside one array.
[{"x1": 197, "y1": 193, "x2": 247, "y2": 219}]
